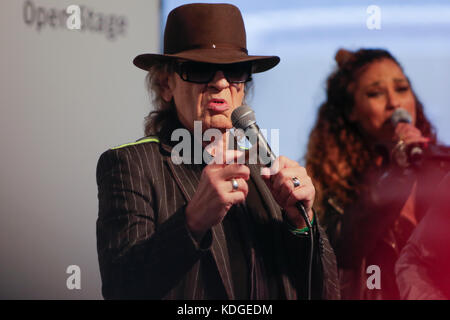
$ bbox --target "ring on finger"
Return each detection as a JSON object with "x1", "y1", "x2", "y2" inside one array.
[
  {"x1": 231, "y1": 178, "x2": 239, "y2": 191},
  {"x1": 292, "y1": 177, "x2": 301, "y2": 188}
]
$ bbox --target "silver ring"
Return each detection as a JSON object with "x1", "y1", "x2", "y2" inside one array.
[
  {"x1": 231, "y1": 178, "x2": 239, "y2": 191},
  {"x1": 292, "y1": 177, "x2": 301, "y2": 188}
]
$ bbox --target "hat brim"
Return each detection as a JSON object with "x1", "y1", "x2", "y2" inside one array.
[{"x1": 133, "y1": 48, "x2": 280, "y2": 74}]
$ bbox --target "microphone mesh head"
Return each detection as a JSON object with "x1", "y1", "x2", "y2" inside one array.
[
  {"x1": 391, "y1": 108, "x2": 412, "y2": 126},
  {"x1": 231, "y1": 104, "x2": 256, "y2": 129}
]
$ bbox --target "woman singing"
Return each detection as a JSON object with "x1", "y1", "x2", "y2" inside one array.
[{"x1": 305, "y1": 48, "x2": 447, "y2": 299}]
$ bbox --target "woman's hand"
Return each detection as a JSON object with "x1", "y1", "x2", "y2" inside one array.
[
  {"x1": 390, "y1": 123, "x2": 430, "y2": 167},
  {"x1": 394, "y1": 122, "x2": 429, "y2": 148},
  {"x1": 261, "y1": 156, "x2": 315, "y2": 229}
]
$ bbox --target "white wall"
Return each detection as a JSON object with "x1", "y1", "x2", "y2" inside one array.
[{"x1": 0, "y1": 0, "x2": 160, "y2": 299}]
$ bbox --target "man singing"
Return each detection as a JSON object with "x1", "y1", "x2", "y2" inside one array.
[{"x1": 96, "y1": 3, "x2": 339, "y2": 300}]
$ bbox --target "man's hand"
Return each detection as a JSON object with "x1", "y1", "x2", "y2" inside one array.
[
  {"x1": 185, "y1": 150, "x2": 250, "y2": 240},
  {"x1": 261, "y1": 156, "x2": 315, "y2": 229}
]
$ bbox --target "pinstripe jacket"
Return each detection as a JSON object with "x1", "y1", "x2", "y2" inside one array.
[{"x1": 96, "y1": 125, "x2": 340, "y2": 300}]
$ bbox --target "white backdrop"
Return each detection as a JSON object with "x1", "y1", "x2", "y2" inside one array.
[{"x1": 0, "y1": 0, "x2": 159, "y2": 299}]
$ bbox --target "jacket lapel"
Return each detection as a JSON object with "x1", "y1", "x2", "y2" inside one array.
[
  {"x1": 248, "y1": 164, "x2": 298, "y2": 300},
  {"x1": 161, "y1": 131, "x2": 297, "y2": 299},
  {"x1": 248, "y1": 164, "x2": 281, "y2": 219},
  {"x1": 164, "y1": 149, "x2": 235, "y2": 299}
]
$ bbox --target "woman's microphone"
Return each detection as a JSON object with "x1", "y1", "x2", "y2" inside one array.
[{"x1": 391, "y1": 108, "x2": 425, "y2": 166}]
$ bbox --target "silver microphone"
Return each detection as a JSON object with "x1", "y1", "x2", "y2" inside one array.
[{"x1": 391, "y1": 108, "x2": 423, "y2": 165}]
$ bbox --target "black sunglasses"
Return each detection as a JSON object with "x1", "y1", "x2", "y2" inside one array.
[{"x1": 174, "y1": 61, "x2": 252, "y2": 84}]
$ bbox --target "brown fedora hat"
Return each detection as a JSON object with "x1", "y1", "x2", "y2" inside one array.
[{"x1": 133, "y1": 3, "x2": 280, "y2": 73}]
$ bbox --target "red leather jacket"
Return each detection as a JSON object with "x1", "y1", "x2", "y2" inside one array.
[
  {"x1": 395, "y1": 172, "x2": 450, "y2": 300},
  {"x1": 320, "y1": 157, "x2": 449, "y2": 299}
]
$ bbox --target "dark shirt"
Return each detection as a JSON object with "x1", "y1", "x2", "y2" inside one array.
[
  {"x1": 222, "y1": 205, "x2": 250, "y2": 299},
  {"x1": 199, "y1": 160, "x2": 283, "y2": 299}
]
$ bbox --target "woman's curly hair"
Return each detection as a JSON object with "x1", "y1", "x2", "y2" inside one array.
[{"x1": 305, "y1": 48, "x2": 437, "y2": 216}]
